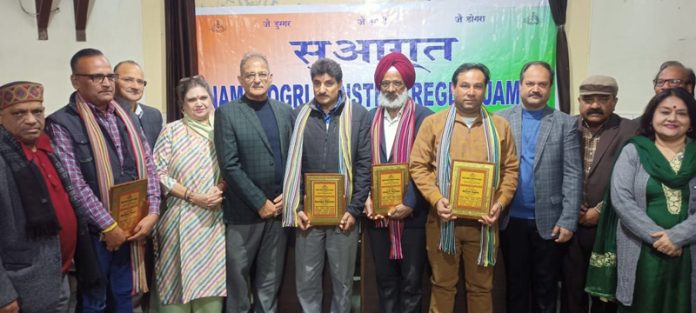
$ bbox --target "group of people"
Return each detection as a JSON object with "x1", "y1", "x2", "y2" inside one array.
[{"x1": 0, "y1": 46, "x2": 694, "y2": 313}]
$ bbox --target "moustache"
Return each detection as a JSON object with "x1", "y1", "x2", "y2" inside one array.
[
  {"x1": 586, "y1": 109, "x2": 604, "y2": 115},
  {"x1": 528, "y1": 92, "x2": 543, "y2": 98}
]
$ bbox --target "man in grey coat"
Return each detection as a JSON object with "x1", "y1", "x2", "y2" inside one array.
[
  {"x1": 497, "y1": 61, "x2": 582, "y2": 313},
  {"x1": 214, "y1": 53, "x2": 294, "y2": 313}
]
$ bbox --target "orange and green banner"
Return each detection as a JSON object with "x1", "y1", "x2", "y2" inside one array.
[{"x1": 196, "y1": 0, "x2": 555, "y2": 112}]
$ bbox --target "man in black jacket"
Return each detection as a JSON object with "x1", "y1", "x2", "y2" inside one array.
[{"x1": 282, "y1": 58, "x2": 371, "y2": 313}]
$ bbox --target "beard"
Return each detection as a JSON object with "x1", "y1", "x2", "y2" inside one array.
[{"x1": 378, "y1": 90, "x2": 409, "y2": 110}]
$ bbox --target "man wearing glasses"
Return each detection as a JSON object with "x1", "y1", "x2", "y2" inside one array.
[
  {"x1": 46, "y1": 48, "x2": 161, "y2": 313},
  {"x1": 214, "y1": 52, "x2": 294, "y2": 313},
  {"x1": 114, "y1": 60, "x2": 163, "y2": 149},
  {"x1": 653, "y1": 60, "x2": 694, "y2": 95}
]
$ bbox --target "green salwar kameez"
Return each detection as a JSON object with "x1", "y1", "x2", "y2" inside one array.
[{"x1": 620, "y1": 156, "x2": 691, "y2": 313}]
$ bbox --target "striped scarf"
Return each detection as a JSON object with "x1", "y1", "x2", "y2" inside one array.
[
  {"x1": 282, "y1": 98, "x2": 353, "y2": 227},
  {"x1": 436, "y1": 106, "x2": 500, "y2": 266},
  {"x1": 370, "y1": 99, "x2": 416, "y2": 259},
  {"x1": 75, "y1": 94, "x2": 150, "y2": 293}
]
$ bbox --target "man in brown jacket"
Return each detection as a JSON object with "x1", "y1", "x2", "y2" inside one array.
[
  {"x1": 410, "y1": 63, "x2": 518, "y2": 313},
  {"x1": 561, "y1": 75, "x2": 638, "y2": 313}
]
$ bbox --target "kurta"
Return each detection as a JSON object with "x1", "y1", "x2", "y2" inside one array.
[
  {"x1": 153, "y1": 120, "x2": 226, "y2": 304},
  {"x1": 620, "y1": 155, "x2": 691, "y2": 313}
]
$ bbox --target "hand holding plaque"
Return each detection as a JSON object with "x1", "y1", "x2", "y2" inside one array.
[
  {"x1": 304, "y1": 173, "x2": 345, "y2": 225},
  {"x1": 371, "y1": 163, "x2": 409, "y2": 216},
  {"x1": 448, "y1": 160, "x2": 495, "y2": 220},
  {"x1": 109, "y1": 179, "x2": 148, "y2": 238}
]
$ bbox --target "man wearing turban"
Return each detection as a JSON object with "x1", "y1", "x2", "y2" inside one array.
[
  {"x1": 0, "y1": 81, "x2": 100, "y2": 313},
  {"x1": 365, "y1": 51, "x2": 432, "y2": 313}
]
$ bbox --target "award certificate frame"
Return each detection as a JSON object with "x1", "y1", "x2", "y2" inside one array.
[
  {"x1": 305, "y1": 173, "x2": 345, "y2": 225},
  {"x1": 108, "y1": 179, "x2": 148, "y2": 237},
  {"x1": 449, "y1": 160, "x2": 495, "y2": 220},
  {"x1": 372, "y1": 163, "x2": 409, "y2": 215}
]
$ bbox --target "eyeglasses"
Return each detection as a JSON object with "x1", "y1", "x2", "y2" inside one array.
[
  {"x1": 74, "y1": 73, "x2": 119, "y2": 84},
  {"x1": 653, "y1": 78, "x2": 685, "y2": 87},
  {"x1": 380, "y1": 80, "x2": 404, "y2": 89},
  {"x1": 580, "y1": 95, "x2": 613, "y2": 104},
  {"x1": 119, "y1": 76, "x2": 147, "y2": 87},
  {"x1": 243, "y1": 72, "x2": 270, "y2": 82}
]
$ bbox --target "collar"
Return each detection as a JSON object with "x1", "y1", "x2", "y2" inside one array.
[
  {"x1": 135, "y1": 103, "x2": 143, "y2": 118},
  {"x1": 521, "y1": 103, "x2": 548, "y2": 111},
  {"x1": 20, "y1": 133, "x2": 54, "y2": 156},
  {"x1": 311, "y1": 91, "x2": 344, "y2": 116},
  {"x1": 383, "y1": 104, "x2": 405, "y2": 123},
  {"x1": 78, "y1": 93, "x2": 116, "y2": 117},
  {"x1": 578, "y1": 113, "x2": 620, "y2": 135},
  {"x1": 242, "y1": 95, "x2": 269, "y2": 111},
  {"x1": 454, "y1": 108, "x2": 482, "y2": 125}
]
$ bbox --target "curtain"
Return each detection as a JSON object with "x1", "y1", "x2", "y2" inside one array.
[
  {"x1": 549, "y1": 0, "x2": 570, "y2": 113},
  {"x1": 164, "y1": 0, "x2": 198, "y2": 122}
]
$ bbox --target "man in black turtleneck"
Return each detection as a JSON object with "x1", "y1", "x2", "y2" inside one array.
[{"x1": 214, "y1": 52, "x2": 294, "y2": 313}]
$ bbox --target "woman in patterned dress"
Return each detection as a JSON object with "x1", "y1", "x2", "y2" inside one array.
[
  {"x1": 153, "y1": 76, "x2": 226, "y2": 312},
  {"x1": 608, "y1": 88, "x2": 696, "y2": 313}
]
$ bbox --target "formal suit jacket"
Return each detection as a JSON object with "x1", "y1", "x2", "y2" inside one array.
[
  {"x1": 138, "y1": 103, "x2": 163, "y2": 148},
  {"x1": 366, "y1": 104, "x2": 433, "y2": 228},
  {"x1": 578, "y1": 114, "x2": 638, "y2": 207},
  {"x1": 116, "y1": 97, "x2": 163, "y2": 149},
  {"x1": 214, "y1": 98, "x2": 294, "y2": 224},
  {"x1": 497, "y1": 105, "x2": 582, "y2": 239}
]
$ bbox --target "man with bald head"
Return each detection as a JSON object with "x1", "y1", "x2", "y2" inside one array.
[
  {"x1": 364, "y1": 52, "x2": 432, "y2": 313},
  {"x1": 652, "y1": 60, "x2": 694, "y2": 95},
  {"x1": 47, "y1": 48, "x2": 161, "y2": 312},
  {"x1": 114, "y1": 60, "x2": 163, "y2": 148}
]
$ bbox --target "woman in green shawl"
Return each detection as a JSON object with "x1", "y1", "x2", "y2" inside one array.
[{"x1": 586, "y1": 88, "x2": 696, "y2": 313}]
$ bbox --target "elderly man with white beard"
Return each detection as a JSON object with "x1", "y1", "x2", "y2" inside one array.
[{"x1": 364, "y1": 51, "x2": 433, "y2": 313}]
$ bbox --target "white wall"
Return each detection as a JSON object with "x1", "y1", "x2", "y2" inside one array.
[
  {"x1": 0, "y1": 0, "x2": 145, "y2": 114},
  {"x1": 1, "y1": 0, "x2": 693, "y2": 117},
  {"x1": 587, "y1": 0, "x2": 696, "y2": 118}
]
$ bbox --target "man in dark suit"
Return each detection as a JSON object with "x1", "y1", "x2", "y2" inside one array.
[
  {"x1": 364, "y1": 52, "x2": 432, "y2": 313},
  {"x1": 560, "y1": 75, "x2": 637, "y2": 313},
  {"x1": 214, "y1": 52, "x2": 294, "y2": 313},
  {"x1": 114, "y1": 60, "x2": 162, "y2": 312},
  {"x1": 114, "y1": 60, "x2": 163, "y2": 148},
  {"x1": 497, "y1": 61, "x2": 582, "y2": 313}
]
